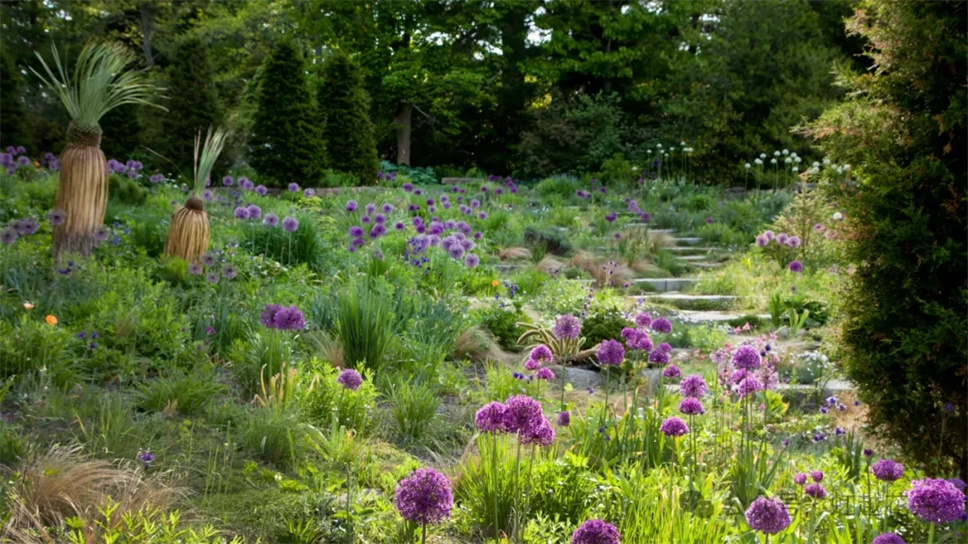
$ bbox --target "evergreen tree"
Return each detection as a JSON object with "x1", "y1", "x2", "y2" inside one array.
[
  {"x1": 0, "y1": 49, "x2": 32, "y2": 152},
  {"x1": 317, "y1": 53, "x2": 378, "y2": 185},
  {"x1": 100, "y1": 103, "x2": 143, "y2": 160},
  {"x1": 162, "y1": 38, "x2": 223, "y2": 178},
  {"x1": 249, "y1": 41, "x2": 322, "y2": 187},
  {"x1": 811, "y1": 0, "x2": 967, "y2": 480}
]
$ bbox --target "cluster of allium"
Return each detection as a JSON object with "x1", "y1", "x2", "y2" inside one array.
[
  {"x1": 474, "y1": 396, "x2": 555, "y2": 446},
  {"x1": 376, "y1": 170, "x2": 398, "y2": 183},
  {"x1": 618, "y1": 312, "x2": 673, "y2": 366},
  {"x1": 522, "y1": 345, "x2": 555, "y2": 381},
  {"x1": 187, "y1": 251, "x2": 238, "y2": 283},
  {"x1": 1, "y1": 216, "x2": 41, "y2": 245},
  {"x1": 107, "y1": 158, "x2": 144, "y2": 179},
  {"x1": 715, "y1": 343, "x2": 778, "y2": 397},
  {"x1": 745, "y1": 496, "x2": 791, "y2": 535},
  {"x1": 626, "y1": 199, "x2": 651, "y2": 223},
  {"x1": 260, "y1": 304, "x2": 305, "y2": 331},
  {"x1": 395, "y1": 468, "x2": 453, "y2": 526},
  {"x1": 571, "y1": 519, "x2": 621, "y2": 544},
  {"x1": 905, "y1": 478, "x2": 966, "y2": 524}
]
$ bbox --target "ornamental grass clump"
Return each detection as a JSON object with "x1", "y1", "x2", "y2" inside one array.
[
  {"x1": 31, "y1": 41, "x2": 163, "y2": 257},
  {"x1": 163, "y1": 127, "x2": 228, "y2": 263}
]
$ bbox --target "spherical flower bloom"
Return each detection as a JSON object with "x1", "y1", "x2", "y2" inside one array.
[
  {"x1": 679, "y1": 397, "x2": 704, "y2": 415},
  {"x1": 597, "y1": 339, "x2": 625, "y2": 366},
  {"x1": 557, "y1": 411, "x2": 571, "y2": 427},
  {"x1": 794, "y1": 473, "x2": 808, "y2": 486},
  {"x1": 536, "y1": 367, "x2": 555, "y2": 381},
  {"x1": 234, "y1": 206, "x2": 249, "y2": 219},
  {"x1": 658, "y1": 342, "x2": 672, "y2": 353},
  {"x1": 660, "y1": 416, "x2": 689, "y2": 437},
  {"x1": 524, "y1": 358, "x2": 542, "y2": 371},
  {"x1": 755, "y1": 234, "x2": 769, "y2": 247},
  {"x1": 789, "y1": 260, "x2": 803, "y2": 273},
  {"x1": 346, "y1": 200, "x2": 358, "y2": 212},
  {"x1": 520, "y1": 417, "x2": 556, "y2": 446},
  {"x1": 554, "y1": 314, "x2": 581, "y2": 340},
  {"x1": 247, "y1": 204, "x2": 262, "y2": 219},
  {"x1": 282, "y1": 217, "x2": 299, "y2": 232},
  {"x1": 149, "y1": 173, "x2": 163, "y2": 183},
  {"x1": 201, "y1": 252, "x2": 218, "y2": 267},
  {"x1": 732, "y1": 345, "x2": 762, "y2": 370},
  {"x1": 620, "y1": 327, "x2": 637, "y2": 342},
  {"x1": 475, "y1": 402, "x2": 507, "y2": 433},
  {"x1": 395, "y1": 222, "x2": 405, "y2": 230},
  {"x1": 206, "y1": 272, "x2": 220, "y2": 283},
  {"x1": 222, "y1": 175, "x2": 234, "y2": 186},
  {"x1": 464, "y1": 253, "x2": 480, "y2": 268},
  {"x1": 349, "y1": 226, "x2": 364, "y2": 237},
  {"x1": 337, "y1": 368, "x2": 363, "y2": 391},
  {"x1": 871, "y1": 459, "x2": 904, "y2": 482},
  {"x1": 221, "y1": 264, "x2": 238, "y2": 279},
  {"x1": 648, "y1": 350, "x2": 669, "y2": 365},
  {"x1": 260, "y1": 303, "x2": 283, "y2": 328},
  {"x1": 264, "y1": 213, "x2": 279, "y2": 227},
  {"x1": 503, "y1": 395, "x2": 544, "y2": 437},
  {"x1": 787, "y1": 236, "x2": 801, "y2": 248},
  {"x1": 649, "y1": 317, "x2": 672, "y2": 334},
  {"x1": 530, "y1": 345, "x2": 553, "y2": 364},
  {"x1": 872, "y1": 534, "x2": 906, "y2": 544},
  {"x1": 745, "y1": 497, "x2": 791, "y2": 535},
  {"x1": 605, "y1": 212, "x2": 617, "y2": 223},
  {"x1": 811, "y1": 471, "x2": 824, "y2": 483},
  {"x1": 906, "y1": 478, "x2": 966, "y2": 523},
  {"x1": 571, "y1": 519, "x2": 621, "y2": 544},
  {"x1": 948, "y1": 478, "x2": 967, "y2": 491},
  {"x1": 738, "y1": 375, "x2": 763, "y2": 397},
  {"x1": 805, "y1": 483, "x2": 827, "y2": 499},
  {"x1": 776, "y1": 233, "x2": 789, "y2": 245},
  {"x1": 48, "y1": 209, "x2": 66, "y2": 225},
  {"x1": 679, "y1": 374, "x2": 708, "y2": 398},
  {"x1": 395, "y1": 468, "x2": 453, "y2": 526},
  {"x1": 663, "y1": 364, "x2": 681, "y2": 378},
  {"x1": 448, "y1": 246, "x2": 464, "y2": 259},
  {"x1": 402, "y1": 182, "x2": 414, "y2": 192},
  {"x1": 188, "y1": 262, "x2": 203, "y2": 275},
  {"x1": 256, "y1": 185, "x2": 268, "y2": 196},
  {"x1": 288, "y1": 182, "x2": 299, "y2": 192},
  {"x1": 273, "y1": 305, "x2": 305, "y2": 330}
]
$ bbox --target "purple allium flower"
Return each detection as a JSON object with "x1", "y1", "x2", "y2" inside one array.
[
  {"x1": 597, "y1": 339, "x2": 625, "y2": 366},
  {"x1": 17, "y1": 155, "x2": 30, "y2": 166},
  {"x1": 755, "y1": 234, "x2": 769, "y2": 247},
  {"x1": 222, "y1": 264, "x2": 238, "y2": 279},
  {"x1": 202, "y1": 189, "x2": 214, "y2": 200},
  {"x1": 658, "y1": 342, "x2": 672, "y2": 353},
  {"x1": 234, "y1": 206, "x2": 249, "y2": 220},
  {"x1": 346, "y1": 200, "x2": 358, "y2": 212},
  {"x1": 395, "y1": 222, "x2": 405, "y2": 230},
  {"x1": 222, "y1": 175, "x2": 234, "y2": 186},
  {"x1": 680, "y1": 374, "x2": 708, "y2": 398},
  {"x1": 906, "y1": 478, "x2": 966, "y2": 524},
  {"x1": 872, "y1": 534, "x2": 906, "y2": 544},
  {"x1": 805, "y1": 483, "x2": 827, "y2": 499},
  {"x1": 282, "y1": 217, "x2": 299, "y2": 232},
  {"x1": 502, "y1": 395, "x2": 544, "y2": 437},
  {"x1": 663, "y1": 364, "x2": 681, "y2": 378},
  {"x1": 648, "y1": 350, "x2": 669, "y2": 365},
  {"x1": 475, "y1": 402, "x2": 507, "y2": 433},
  {"x1": 304, "y1": 188, "x2": 315, "y2": 197},
  {"x1": 273, "y1": 305, "x2": 305, "y2": 330},
  {"x1": 789, "y1": 260, "x2": 803, "y2": 273},
  {"x1": 787, "y1": 236, "x2": 801, "y2": 248},
  {"x1": 374, "y1": 213, "x2": 386, "y2": 224},
  {"x1": 650, "y1": 317, "x2": 672, "y2": 333},
  {"x1": 477, "y1": 211, "x2": 488, "y2": 220},
  {"x1": 260, "y1": 303, "x2": 283, "y2": 328},
  {"x1": 557, "y1": 411, "x2": 571, "y2": 427},
  {"x1": 246, "y1": 204, "x2": 262, "y2": 219},
  {"x1": 48, "y1": 209, "x2": 66, "y2": 226},
  {"x1": 188, "y1": 262, "x2": 203, "y2": 275},
  {"x1": 362, "y1": 215, "x2": 371, "y2": 224},
  {"x1": 571, "y1": 519, "x2": 620, "y2": 544},
  {"x1": 137, "y1": 450, "x2": 155, "y2": 469},
  {"x1": 206, "y1": 272, "x2": 220, "y2": 284},
  {"x1": 524, "y1": 358, "x2": 541, "y2": 371},
  {"x1": 239, "y1": 177, "x2": 253, "y2": 190},
  {"x1": 764, "y1": 230, "x2": 775, "y2": 240},
  {"x1": 264, "y1": 213, "x2": 279, "y2": 227},
  {"x1": 395, "y1": 468, "x2": 453, "y2": 526},
  {"x1": 288, "y1": 182, "x2": 299, "y2": 192},
  {"x1": 254, "y1": 185, "x2": 267, "y2": 196},
  {"x1": 732, "y1": 345, "x2": 762, "y2": 370},
  {"x1": 634, "y1": 313, "x2": 653, "y2": 328},
  {"x1": 381, "y1": 203, "x2": 394, "y2": 213},
  {"x1": 605, "y1": 212, "x2": 617, "y2": 223},
  {"x1": 401, "y1": 182, "x2": 414, "y2": 192},
  {"x1": 679, "y1": 397, "x2": 704, "y2": 415},
  {"x1": 794, "y1": 473, "x2": 808, "y2": 486},
  {"x1": 660, "y1": 416, "x2": 689, "y2": 437},
  {"x1": 370, "y1": 224, "x2": 386, "y2": 238},
  {"x1": 350, "y1": 226, "x2": 364, "y2": 237},
  {"x1": 530, "y1": 345, "x2": 553, "y2": 364},
  {"x1": 811, "y1": 471, "x2": 824, "y2": 483},
  {"x1": 337, "y1": 368, "x2": 363, "y2": 391},
  {"x1": 365, "y1": 202, "x2": 377, "y2": 215},
  {"x1": 863, "y1": 448, "x2": 873, "y2": 457},
  {"x1": 520, "y1": 417, "x2": 555, "y2": 446},
  {"x1": 414, "y1": 188, "x2": 423, "y2": 195},
  {"x1": 536, "y1": 367, "x2": 555, "y2": 381},
  {"x1": 201, "y1": 252, "x2": 218, "y2": 267},
  {"x1": 149, "y1": 173, "x2": 163, "y2": 183},
  {"x1": 738, "y1": 375, "x2": 763, "y2": 397},
  {"x1": 464, "y1": 253, "x2": 480, "y2": 268},
  {"x1": 745, "y1": 497, "x2": 791, "y2": 535},
  {"x1": 554, "y1": 314, "x2": 581, "y2": 340},
  {"x1": 948, "y1": 478, "x2": 967, "y2": 492},
  {"x1": 871, "y1": 459, "x2": 904, "y2": 482},
  {"x1": 776, "y1": 233, "x2": 789, "y2": 245}
]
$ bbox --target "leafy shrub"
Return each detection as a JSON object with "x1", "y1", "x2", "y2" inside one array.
[
  {"x1": 0, "y1": 315, "x2": 77, "y2": 386},
  {"x1": 477, "y1": 304, "x2": 530, "y2": 351},
  {"x1": 241, "y1": 212, "x2": 330, "y2": 271},
  {"x1": 108, "y1": 174, "x2": 148, "y2": 205},
  {"x1": 534, "y1": 175, "x2": 578, "y2": 200},
  {"x1": 581, "y1": 307, "x2": 628, "y2": 348},
  {"x1": 524, "y1": 226, "x2": 572, "y2": 256}
]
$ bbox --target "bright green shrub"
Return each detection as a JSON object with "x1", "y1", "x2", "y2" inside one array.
[
  {"x1": 581, "y1": 307, "x2": 629, "y2": 348},
  {"x1": 477, "y1": 304, "x2": 529, "y2": 351}
]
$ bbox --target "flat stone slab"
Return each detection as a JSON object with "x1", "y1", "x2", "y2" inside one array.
[
  {"x1": 677, "y1": 310, "x2": 772, "y2": 323},
  {"x1": 630, "y1": 278, "x2": 699, "y2": 292},
  {"x1": 635, "y1": 294, "x2": 736, "y2": 302},
  {"x1": 548, "y1": 365, "x2": 602, "y2": 390},
  {"x1": 678, "y1": 254, "x2": 714, "y2": 261},
  {"x1": 673, "y1": 237, "x2": 703, "y2": 245},
  {"x1": 441, "y1": 177, "x2": 482, "y2": 185},
  {"x1": 687, "y1": 261, "x2": 724, "y2": 269},
  {"x1": 666, "y1": 246, "x2": 718, "y2": 253}
]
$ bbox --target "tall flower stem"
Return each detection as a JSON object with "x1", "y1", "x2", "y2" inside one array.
[{"x1": 421, "y1": 523, "x2": 426, "y2": 544}]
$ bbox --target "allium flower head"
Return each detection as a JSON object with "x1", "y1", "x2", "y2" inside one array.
[
  {"x1": 571, "y1": 519, "x2": 621, "y2": 544},
  {"x1": 554, "y1": 314, "x2": 581, "y2": 340},
  {"x1": 805, "y1": 483, "x2": 827, "y2": 499},
  {"x1": 221, "y1": 264, "x2": 238, "y2": 279},
  {"x1": 738, "y1": 375, "x2": 763, "y2": 397},
  {"x1": 787, "y1": 236, "x2": 801, "y2": 248},
  {"x1": 871, "y1": 459, "x2": 904, "y2": 482},
  {"x1": 288, "y1": 182, "x2": 299, "y2": 192},
  {"x1": 337, "y1": 368, "x2": 363, "y2": 391},
  {"x1": 648, "y1": 350, "x2": 669, "y2": 365},
  {"x1": 776, "y1": 233, "x2": 789, "y2": 245},
  {"x1": 234, "y1": 206, "x2": 249, "y2": 220},
  {"x1": 520, "y1": 417, "x2": 555, "y2": 446},
  {"x1": 48, "y1": 209, "x2": 66, "y2": 226},
  {"x1": 464, "y1": 253, "x2": 480, "y2": 268},
  {"x1": 282, "y1": 217, "x2": 299, "y2": 232},
  {"x1": 530, "y1": 345, "x2": 553, "y2": 364},
  {"x1": 475, "y1": 402, "x2": 507, "y2": 433},
  {"x1": 745, "y1": 497, "x2": 791, "y2": 535},
  {"x1": 650, "y1": 317, "x2": 672, "y2": 333},
  {"x1": 597, "y1": 339, "x2": 625, "y2": 366},
  {"x1": 395, "y1": 468, "x2": 453, "y2": 526},
  {"x1": 247, "y1": 204, "x2": 262, "y2": 219},
  {"x1": 679, "y1": 374, "x2": 708, "y2": 398},
  {"x1": 663, "y1": 364, "x2": 681, "y2": 378},
  {"x1": 788, "y1": 260, "x2": 803, "y2": 273},
  {"x1": 201, "y1": 252, "x2": 218, "y2": 267},
  {"x1": 273, "y1": 305, "x2": 305, "y2": 330},
  {"x1": 557, "y1": 411, "x2": 571, "y2": 427},
  {"x1": 679, "y1": 397, "x2": 704, "y2": 415},
  {"x1": 260, "y1": 303, "x2": 282, "y2": 328},
  {"x1": 536, "y1": 367, "x2": 555, "y2": 381},
  {"x1": 346, "y1": 200, "x2": 358, "y2": 212},
  {"x1": 660, "y1": 416, "x2": 689, "y2": 437},
  {"x1": 732, "y1": 345, "x2": 762, "y2": 370},
  {"x1": 811, "y1": 471, "x2": 824, "y2": 483},
  {"x1": 256, "y1": 185, "x2": 268, "y2": 195},
  {"x1": 872, "y1": 534, "x2": 906, "y2": 544},
  {"x1": 264, "y1": 213, "x2": 279, "y2": 227},
  {"x1": 502, "y1": 395, "x2": 544, "y2": 437},
  {"x1": 524, "y1": 358, "x2": 541, "y2": 371},
  {"x1": 906, "y1": 478, "x2": 966, "y2": 523},
  {"x1": 794, "y1": 473, "x2": 807, "y2": 486},
  {"x1": 755, "y1": 234, "x2": 768, "y2": 247}
]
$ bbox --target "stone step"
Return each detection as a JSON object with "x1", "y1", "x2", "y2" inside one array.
[
  {"x1": 629, "y1": 278, "x2": 699, "y2": 292},
  {"x1": 677, "y1": 310, "x2": 772, "y2": 324},
  {"x1": 666, "y1": 246, "x2": 719, "y2": 254},
  {"x1": 686, "y1": 261, "x2": 724, "y2": 269},
  {"x1": 635, "y1": 293, "x2": 736, "y2": 311},
  {"x1": 677, "y1": 255, "x2": 713, "y2": 261},
  {"x1": 673, "y1": 237, "x2": 703, "y2": 245}
]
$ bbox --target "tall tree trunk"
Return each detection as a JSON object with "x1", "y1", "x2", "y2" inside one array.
[
  {"x1": 140, "y1": 2, "x2": 155, "y2": 67},
  {"x1": 394, "y1": 100, "x2": 412, "y2": 166}
]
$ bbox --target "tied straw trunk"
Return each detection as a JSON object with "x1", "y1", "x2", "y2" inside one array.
[
  {"x1": 54, "y1": 121, "x2": 109, "y2": 257},
  {"x1": 164, "y1": 126, "x2": 226, "y2": 264}
]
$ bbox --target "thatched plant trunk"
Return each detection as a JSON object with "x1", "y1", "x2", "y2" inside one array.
[
  {"x1": 164, "y1": 196, "x2": 209, "y2": 263},
  {"x1": 53, "y1": 121, "x2": 108, "y2": 258}
]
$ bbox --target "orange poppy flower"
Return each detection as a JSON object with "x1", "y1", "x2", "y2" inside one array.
[
  {"x1": 491, "y1": 279, "x2": 499, "y2": 287},
  {"x1": 45, "y1": 315, "x2": 58, "y2": 326},
  {"x1": 23, "y1": 302, "x2": 34, "y2": 310}
]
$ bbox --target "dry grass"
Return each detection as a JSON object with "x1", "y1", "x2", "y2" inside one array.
[
  {"x1": 2, "y1": 445, "x2": 181, "y2": 543},
  {"x1": 498, "y1": 247, "x2": 532, "y2": 262},
  {"x1": 536, "y1": 255, "x2": 566, "y2": 275},
  {"x1": 570, "y1": 251, "x2": 635, "y2": 286},
  {"x1": 452, "y1": 326, "x2": 507, "y2": 363}
]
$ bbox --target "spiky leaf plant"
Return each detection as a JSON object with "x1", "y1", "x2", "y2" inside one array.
[
  {"x1": 163, "y1": 127, "x2": 227, "y2": 263},
  {"x1": 31, "y1": 41, "x2": 163, "y2": 257}
]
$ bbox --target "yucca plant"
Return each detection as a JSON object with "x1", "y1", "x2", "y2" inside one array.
[
  {"x1": 163, "y1": 126, "x2": 227, "y2": 263},
  {"x1": 31, "y1": 41, "x2": 163, "y2": 257}
]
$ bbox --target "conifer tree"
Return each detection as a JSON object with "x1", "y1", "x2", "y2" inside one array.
[
  {"x1": 249, "y1": 41, "x2": 322, "y2": 187},
  {"x1": 162, "y1": 38, "x2": 222, "y2": 177},
  {"x1": 317, "y1": 53, "x2": 378, "y2": 185},
  {"x1": 0, "y1": 49, "x2": 32, "y2": 152}
]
